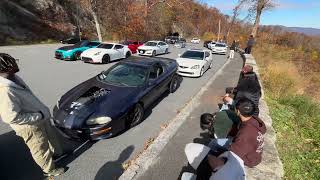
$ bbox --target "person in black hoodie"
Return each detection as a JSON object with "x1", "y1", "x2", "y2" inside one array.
[{"x1": 225, "y1": 65, "x2": 261, "y2": 116}]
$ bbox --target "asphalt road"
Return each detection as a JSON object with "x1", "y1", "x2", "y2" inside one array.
[{"x1": 0, "y1": 42, "x2": 228, "y2": 180}]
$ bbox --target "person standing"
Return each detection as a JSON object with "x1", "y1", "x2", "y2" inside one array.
[
  {"x1": 0, "y1": 53, "x2": 66, "y2": 177},
  {"x1": 229, "y1": 40, "x2": 236, "y2": 59},
  {"x1": 245, "y1": 35, "x2": 255, "y2": 54}
]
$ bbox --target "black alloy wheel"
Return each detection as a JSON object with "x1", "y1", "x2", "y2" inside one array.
[
  {"x1": 102, "y1": 54, "x2": 110, "y2": 64},
  {"x1": 169, "y1": 75, "x2": 179, "y2": 93},
  {"x1": 126, "y1": 52, "x2": 131, "y2": 58},
  {"x1": 129, "y1": 104, "x2": 144, "y2": 128},
  {"x1": 74, "y1": 51, "x2": 82, "y2": 60}
]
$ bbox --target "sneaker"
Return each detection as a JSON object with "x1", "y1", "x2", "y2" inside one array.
[{"x1": 44, "y1": 167, "x2": 66, "y2": 177}]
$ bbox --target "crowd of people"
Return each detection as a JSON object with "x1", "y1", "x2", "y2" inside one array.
[{"x1": 183, "y1": 60, "x2": 266, "y2": 179}]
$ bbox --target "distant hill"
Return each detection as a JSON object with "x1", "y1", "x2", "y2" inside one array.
[
  {"x1": 264, "y1": 25, "x2": 320, "y2": 36},
  {"x1": 285, "y1": 27, "x2": 320, "y2": 36}
]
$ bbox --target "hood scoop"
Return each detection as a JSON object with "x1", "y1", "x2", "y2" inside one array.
[{"x1": 67, "y1": 87, "x2": 110, "y2": 111}]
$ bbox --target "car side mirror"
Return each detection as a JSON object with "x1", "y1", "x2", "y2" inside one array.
[{"x1": 178, "y1": 54, "x2": 181, "y2": 57}]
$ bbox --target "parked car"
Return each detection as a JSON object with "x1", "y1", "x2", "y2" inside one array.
[
  {"x1": 203, "y1": 40, "x2": 212, "y2": 48},
  {"x1": 174, "y1": 40, "x2": 186, "y2": 48},
  {"x1": 120, "y1": 40, "x2": 143, "y2": 54},
  {"x1": 191, "y1": 38, "x2": 200, "y2": 44},
  {"x1": 176, "y1": 49, "x2": 213, "y2": 77},
  {"x1": 52, "y1": 57, "x2": 179, "y2": 140},
  {"x1": 55, "y1": 40, "x2": 100, "y2": 61},
  {"x1": 165, "y1": 36, "x2": 179, "y2": 44},
  {"x1": 80, "y1": 43, "x2": 131, "y2": 64},
  {"x1": 137, "y1": 41, "x2": 169, "y2": 57},
  {"x1": 211, "y1": 43, "x2": 228, "y2": 55},
  {"x1": 208, "y1": 41, "x2": 217, "y2": 49},
  {"x1": 60, "y1": 37, "x2": 87, "y2": 44}
]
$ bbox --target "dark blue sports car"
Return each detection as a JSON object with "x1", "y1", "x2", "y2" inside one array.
[{"x1": 53, "y1": 57, "x2": 179, "y2": 140}]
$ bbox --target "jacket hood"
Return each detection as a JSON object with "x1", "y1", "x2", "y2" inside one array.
[
  {"x1": 247, "y1": 116, "x2": 266, "y2": 134},
  {"x1": 0, "y1": 75, "x2": 25, "y2": 89}
]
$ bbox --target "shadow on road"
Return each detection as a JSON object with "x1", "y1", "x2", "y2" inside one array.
[
  {"x1": 94, "y1": 145, "x2": 134, "y2": 180},
  {"x1": 0, "y1": 129, "x2": 93, "y2": 180}
]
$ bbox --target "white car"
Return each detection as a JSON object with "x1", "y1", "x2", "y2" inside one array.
[
  {"x1": 208, "y1": 41, "x2": 217, "y2": 49},
  {"x1": 211, "y1": 43, "x2": 228, "y2": 55},
  {"x1": 137, "y1": 41, "x2": 169, "y2": 56},
  {"x1": 176, "y1": 49, "x2": 213, "y2": 77},
  {"x1": 81, "y1": 43, "x2": 131, "y2": 64},
  {"x1": 191, "y1": 38, "x2": 200, "y2": 44}
]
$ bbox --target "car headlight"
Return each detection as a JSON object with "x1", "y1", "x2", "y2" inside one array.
[
  {"x1": 94, "y1": 51, "x2": 101, "y2": 56},
  {"x1": 191, "y1": 65, "x2": 200, "y2": 69},
  {"x1": 86, "y1": 116, "x2": 112, "y2": 125}
]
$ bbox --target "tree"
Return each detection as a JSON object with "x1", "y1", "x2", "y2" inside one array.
[
  {"x1": 226, "y1": 0, "x2": 245, "y2": 42},
  {"x1": 241, "y1": 0, "x2": 275, "y2": 37},
  {"x1": 89, "y1": 0, "x2": 102, "y2": 41}
]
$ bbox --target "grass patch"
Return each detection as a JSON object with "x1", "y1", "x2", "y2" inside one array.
[{"x1": 266, "y1": 95, "x2": 320, "y2": 180}]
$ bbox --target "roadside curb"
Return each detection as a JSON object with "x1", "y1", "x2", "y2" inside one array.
[
  {"x1": 119, "y1": 58, "x2": 232, "y2": 180},
  {"x1": 244, "y1": 54, "x2": 284, "y2": 180}
]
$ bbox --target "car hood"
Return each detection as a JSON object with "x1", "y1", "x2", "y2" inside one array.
[
  {"x1": 176, "y1": 58, "x2": 205, "y2": 67},
  {"x1": 138, "y1": 46, "x2": 157, "y2": 50},
  {"x1": 54, "y1": 77, "x2": 140, "y2": 129},
  {"x1": 81, "y1": 48, "x2": 111, "y2": 57},
  {"x1": 58, "y1": 45, "x2": 76, "y2": 51}
]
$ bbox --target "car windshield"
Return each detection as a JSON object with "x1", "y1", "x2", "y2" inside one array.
[
  {"x1": 99, "y1": 64, "x2": 148, "y2": 86},
  {"x1": 215, "y1": 44, "x2": 226, "y2": 47},
  {"x1": 73, "y1": 40, "x2": 88, "y2": 47},
  {"x1": 181, "y1": 51, "x2": 204, "y2": 60},
  {"x1": 98, "y1": 44, "x2": 114, "y2": 49},
  {"x1": 145, "y1": 42, "x2": 157, "y2": 46}
]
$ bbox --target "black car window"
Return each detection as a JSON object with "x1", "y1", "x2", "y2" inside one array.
[
  {"x1": 98, "y1": 44, "x2": 114, "y2": 49},
  {"x1": 87, "y1": 42, "x2": 100, "y2": 47},
  {"x1": 181, "y1": 51, "x2": 204, "y2": 60},
  {"x1": 133, "y1": 42, "x2": 138, "y2": 45},
  {"x1": 149, "y1": 63, "x2": 164, "y2": 80},
  {"x1": 115, "y1": 45, "x2": 124, "y2": 49},
  {"x1": 205, "y1": 52, "x2": 210, "y2": 57}
]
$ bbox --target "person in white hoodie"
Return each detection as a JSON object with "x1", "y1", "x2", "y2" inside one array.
[{"x1": 0, "y1": 53, "x2": 66, "y2": 177}]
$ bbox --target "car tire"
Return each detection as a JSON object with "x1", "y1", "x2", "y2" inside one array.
[
  {"x1": 126, "y1": 52, "x2": 131, "y2": 58},
  {"x1": 74, "y1": 52, "x2": 82, "y2": 60},
  {"x1": 128, "y1": 103, "x2": 144, "y2": 128},
  {"x1": 102, "y1": 54, "x2": 110, "y2": 64},
  {"x1": 152, "y1": 50, "x2": 156, "y2": 57},
  {"x1": 199, "y1": 67, "x2": 204, "y2": 77},
  {"x1": 169, "y1": 75, "x2": 179, "y2": 93}
]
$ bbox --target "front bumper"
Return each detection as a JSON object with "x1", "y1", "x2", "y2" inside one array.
[
  {"x1": 212, "y1": 49, "x2": 227, "y2": 54},
  {"x1": 55, "y1": 123, "x2": 113, "y2": 141},
  {"x1": 177, "y1": 67, "x2": 200, "y2": 77},
  {"x1": 55, "y1": 51, "x2": 73, "y2": 60},
  {"x1": 81, "y1": 56, "x2": 101, "y2": 64},
  {"x1": 138, "y1": 49, "x2": 153, "y2": 56}
]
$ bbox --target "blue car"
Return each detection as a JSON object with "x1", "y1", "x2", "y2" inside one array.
[
  {"x1": 55, "y1": 40, "x2": 100, "y2": 60},
  {"x1": 53, "y1": 57, "x2": 179, "y2": 140}
]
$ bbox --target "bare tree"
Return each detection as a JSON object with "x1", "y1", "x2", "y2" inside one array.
[
  {"x1": 89, "y1": 0, "x2": 102, "y2": 41},
  {"x1": 244, "y1": 0, "x2": 275, "y2": 37},
  {"x1": 226, "y1": 0, "x2": 245, "y2": 42}
]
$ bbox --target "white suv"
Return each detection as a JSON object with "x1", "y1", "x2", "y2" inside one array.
[{"x1": 191, "y1": 38, "x2": 200, "y2": 44}]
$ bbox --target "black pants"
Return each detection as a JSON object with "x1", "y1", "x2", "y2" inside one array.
[{"x1": 245, "y1": 46, "x2": 252, "y2": 54}]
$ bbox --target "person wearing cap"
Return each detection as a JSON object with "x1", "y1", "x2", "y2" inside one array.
[
  {"x1": 0, "y1": 53, "x2": 66, "y2": 177},
  {"x1": 207, "y1": 98, "x2": 266, "y2": 170},
  {"x1": 224, "y1": 65, "x2": 261, "y2": 116}
]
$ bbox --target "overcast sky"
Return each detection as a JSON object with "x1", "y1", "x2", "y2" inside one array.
[{"x1": 202, "y1": 0, "x2": 320, "y2": 28}]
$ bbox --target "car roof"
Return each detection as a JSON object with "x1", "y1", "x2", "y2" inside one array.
[{"x1": 147, "y1": 41, "x2": 162, "y2": 43}]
